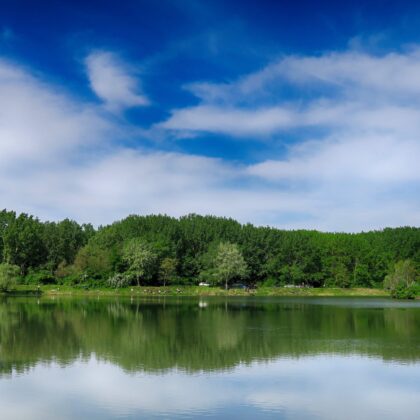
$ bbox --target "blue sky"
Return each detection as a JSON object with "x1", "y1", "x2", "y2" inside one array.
[{"x1": 0, "y1": 0, "x2": 419, "y2": 231}]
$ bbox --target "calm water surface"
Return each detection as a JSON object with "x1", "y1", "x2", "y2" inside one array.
[{"x1": 0, "y1": 296, "x2": 419, "y2": 419}]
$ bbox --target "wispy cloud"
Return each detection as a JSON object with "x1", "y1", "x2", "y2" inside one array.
[
  {"x1": 249, "y1": 134, "x2": 420, "y2": 183},
  {"x1": 0, "y1": 58, "x2": 113, "y2": 167},
  {"x1": 85, "y1": 51, "x2": 149, "y2": 113},
  {"x1": 161, "y1": 105, "x2": 296, "y2": 136},
  {"x1": 161, "y1": 48, "x2": 420, "y2": 136},
  {"x1": 186, "y1": 49, "x2": 420, "y2": 104},
  {"x1": 0, "y1": 46, "x2": 419, "y2": 231},
  {"x1": 157, "y1": 47, "x2": 420, "y2": 229}
]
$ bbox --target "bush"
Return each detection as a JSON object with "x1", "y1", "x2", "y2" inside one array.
[
  {"x1": 384, "y1": 260, "x2": 418, "y2": 299},
  {"x1": 24, "y1": 270, "x2": 56, "y2": 285},
  {"x1": 0, "y1": 263, "x2": 20, "y2": 292},
  {"x1": 174, "y1": 276, "x2": 194, "y2": 285},
  {"x1": 391, "y1": 284, "x2": 419, "y2": 300},
  {"x1": 56, "y1": 273, "x2": 82, "y2": 286},
  {"x1": 198, "y1": 268, "x2": 218, "y2": 286},
  {"x1": 107, "y1": 273, "x2": 132, "y2": 288},
  {"x1": 260, "y1": 277, "x2": 279, "y2": 287}
]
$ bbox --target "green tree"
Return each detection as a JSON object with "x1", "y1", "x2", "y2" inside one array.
[
  {"x1": 122, "y1": 239, "x2": 157, "y2": 286},
  {"x1": 2, "y1": 214, "x2": 46, "y2": 274},
  {"x1": 214, "y1": 243, "x2": 248, "y2": 290},
  {"x1": 0, "y1": 208, "x2": 419, "y2": 290},
  {"x1": 43, "y1": 219, "x2": 90, "y2": 271},
  {"x1": 384, "y1": 260, "x2": 418, "y2": 299},
  {"x1": 73, "y1": 244, "x2": 113, "y2": 279},
  {"x1": 352, "y1": 261, "x2": 370, "y2": 287},
  {"x1": 324, "y1": 257, "x2": 351, "y2": 288},
  {"x1": 159, "y1": 257, "x2": 177, "y2": 286},
  {"x1": 0, "y1": 263, "x2": 20, "y2": 292}
]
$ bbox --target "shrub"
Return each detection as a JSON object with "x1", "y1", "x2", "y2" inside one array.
[
  {"x1": 107, "y1": 273, "x2": 132, "y2": 288},
  {"x1": 24, "y1": 270, "x2": 56, "y2": 285},
  {"x1": 391, "y1": 283, "x2": 418, "y2": 300},
  {"x1": 0, "y1": 263, "x2": 20, "y2": 292},
  {"x1": 56, "y1": 273, "x2": 82, "y2": 286},
  {"x1": 384, "y1": 260, "x2": 418, "y2": 299},
  {"x1": 260, "y1": 277, "x2": 279, "y2": 287}
]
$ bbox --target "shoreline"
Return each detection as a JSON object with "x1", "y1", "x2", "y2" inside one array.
[{"x1": 4, "y1": 285, "x2": 392, "y2": 298}]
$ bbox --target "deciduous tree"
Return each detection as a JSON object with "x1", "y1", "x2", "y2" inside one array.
[
  {"x1": 214, "y1": 243, "x2": 248, "y2": 290},
  {"x1": 0, "y1": 263, "x2": 20, "y2": 292},
  {"x1": 122, "y1": 239, "x2": 157, "y2": 286}
]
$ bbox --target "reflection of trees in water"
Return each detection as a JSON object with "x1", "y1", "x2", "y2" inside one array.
[{"x1": 0, "y1": 297, "x2": 419, "y2": 376}]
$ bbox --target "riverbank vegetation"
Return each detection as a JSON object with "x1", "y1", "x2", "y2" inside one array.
[
  {"x1": 0, "y1": 210, "x2": 418, "y2": 297},
  {"x1": 12, "y1": 284, "x2": 389, "y2": 297}
]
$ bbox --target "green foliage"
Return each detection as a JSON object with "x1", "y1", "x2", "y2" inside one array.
[
  {"x1": 384, "y1": 260, "x2": 418, "y2": 299},
  {"x1": 0, "y1": 263, "x2": 20, "y2": 292},
  {"x1": 278, "y1": 264, "x2": 306, "y2": 286},
  {"x1": 213, "y1": 242, "x2": 248, "y2": 290},
  {"x1": 159, "y1": 257, "x2": 177, "y2": 286},
  {"x1": 2, "y1": 213, "x2": 46, "y2": 274},
  {"x1": 73, "y1": 244, "x2": 113, "y2": 279},
  {"x1": 24, "y1": 269, "x2": 56, "y2": 285},
  {"x1": 384, "y1": 259, "x2": 417, "y2": 289},
  {"x1": 259, "y1": 277, "x2": 278, "y2": 287},
  {"x1": 56, "y1": 273, "x2": 81, "y2": 286},
  {"x1": 353, "y1": 262, "x2": 370, "y2": 287},
  {"x1": 122, "y1": 239, "x2": 157, "y2": 286},
  {"x1": 107, "y1": 273, "x2": 132, "y2": 288},
  {"x1": 391, "y1": 284, "x2": 418, "y2": 300},
  {"x1": 0, "y1": 210, "x2": 419, "y2": 289},
  {"x1": 0, "y1": 209, "x2": 93, "y2": 274},
  {"x1": 42, "y1": 219, "x2": 91, "y2": 270}
]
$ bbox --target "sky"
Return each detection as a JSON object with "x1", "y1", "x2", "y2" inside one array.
[{"x1": 0, "y1": 0, "x2": 419, "y2": 231}]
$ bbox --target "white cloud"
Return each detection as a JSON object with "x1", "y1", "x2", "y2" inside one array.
[
  {"x1": 161, "y1": 100, "x2": 420, "y2": 138},
  {"x1": 0, "y1": 48, "x2": 419, "y2": 231},
  {"x1": 249, "y1": 135, "x2": 420, "y2": 183},
  {"x1": 155, "y1": 47, "x2": 420, "y2": 230},
  {"x1": 161, "y1": 105, "x2": 296, "y2": 136},
  {"x1": 85, "y1": 51, "x2": 148, "y2": 112},
  {"x1": 0, "y1": 58, "x2": 115, "y2": 167},
  {"x1": 187, "y1": 48, "x2": 420, "y2": 104},
  {"x1": 161, "y1": 47, "x2": 420, "y2": 137}
]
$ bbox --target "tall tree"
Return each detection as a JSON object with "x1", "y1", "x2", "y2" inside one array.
[
  {"x1": 159, "y1": 257, "x2": 177, "y2": 287},
  {"x1": 214, "y1": 243, "x2": 248, "y2": 290},
  {"x1": 122, "y1": 239, "x2": 157, "y2": 286},
  {"x1": 2, "y1": 214, "x2": 46, "y2": 274}
]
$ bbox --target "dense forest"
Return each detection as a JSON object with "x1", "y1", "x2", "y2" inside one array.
[{"x1": 0, "y1": 209, "x2": 419, "y2": 290}]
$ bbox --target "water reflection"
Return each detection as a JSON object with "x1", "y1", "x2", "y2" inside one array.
[{"x1": 0, "y1": 297, "x2": 419, "y2": 419}]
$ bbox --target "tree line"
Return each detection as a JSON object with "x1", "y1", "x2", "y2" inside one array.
[{"x1": 0, "y1": 209, "x2": 419, "y2": 290}]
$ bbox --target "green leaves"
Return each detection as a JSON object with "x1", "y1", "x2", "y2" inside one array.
[
  {"x1": 159, "y1": 257, "x2": 177, "y2": 286},
  {"x1": 0, "y1": 210, "x2": 419, "y2": 290},
  {"x1": 384, "y1": 259, "x2": 418, "y2": 299},
  {"x1": 213, "y1": 243, "x2": 248, "y2": 290},
  {"x1": 0, "y1": 263, "x2": 20, "y2": 292},
  {"x1": 122, "y1": 239, "x2": 157, "y2": 286}
]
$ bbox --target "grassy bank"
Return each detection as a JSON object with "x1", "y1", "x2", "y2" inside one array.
[{"x1": 8, "y1": 285, "x2": 391, "y2": 298}]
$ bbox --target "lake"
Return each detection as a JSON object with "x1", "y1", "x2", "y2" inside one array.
[{"x1": 0, "y1": 296, "x2": 419, "y2": 419}]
